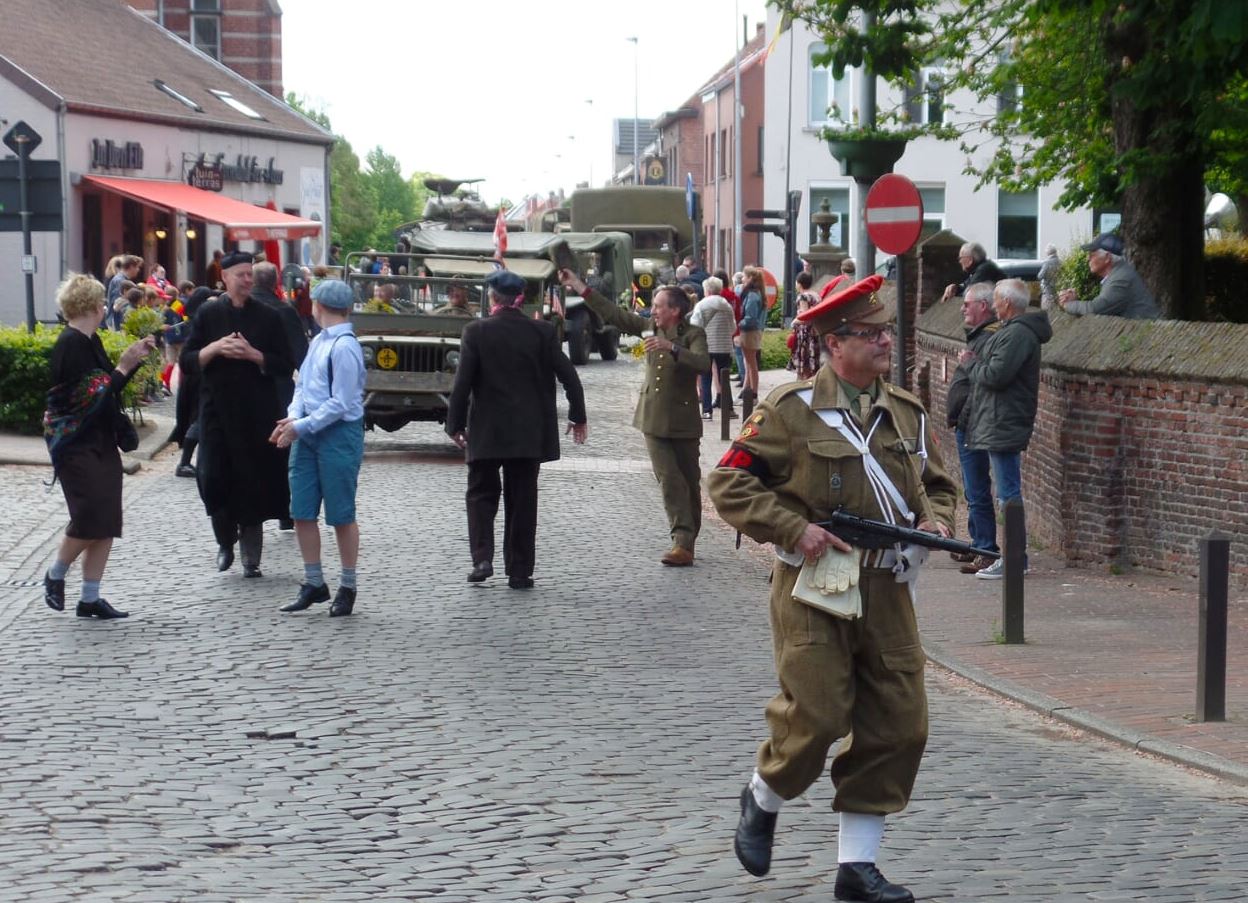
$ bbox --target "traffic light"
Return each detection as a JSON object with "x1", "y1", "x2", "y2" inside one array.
[{"x1": 744, "y1": 191, "x2": 802, "y2": 318}]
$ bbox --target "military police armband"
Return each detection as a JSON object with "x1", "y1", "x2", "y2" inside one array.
[{"x1": 717, "y1": 443, "x2": 771, "y2": 479}]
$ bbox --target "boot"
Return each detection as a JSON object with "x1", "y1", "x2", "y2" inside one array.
[{"x1": 239, "y1": 524, "x2": 263, "y2": 578}]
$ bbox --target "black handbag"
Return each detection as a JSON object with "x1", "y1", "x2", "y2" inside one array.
[{"x1": 115, "y1": 407, "x2": 139, "y2": 452}]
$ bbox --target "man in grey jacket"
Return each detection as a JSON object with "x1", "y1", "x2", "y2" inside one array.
[
  {"x1": 964, "y1": 279, "x2": 1053, "y2": 579},
  {"x1": 1058, "y1": 233, "x2": 1160, "y2": 319}
]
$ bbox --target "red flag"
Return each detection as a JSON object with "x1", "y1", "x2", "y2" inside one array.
[{"x1": 493, "y1": 209, "x2": 508, "y2": 258}]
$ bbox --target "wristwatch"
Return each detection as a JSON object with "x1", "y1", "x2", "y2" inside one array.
[{"x1": 669, "y1": 343, "x2": 680, "y2": 360}]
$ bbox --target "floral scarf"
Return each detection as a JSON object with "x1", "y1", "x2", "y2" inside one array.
[{"x1": 43, "y1": 369, "x2": 118, "y2": 473}]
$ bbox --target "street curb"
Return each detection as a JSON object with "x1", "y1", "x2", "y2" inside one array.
[
  {"x1": 924, "y1": 639, "x2": 1248, "y2": 787},
  {"x1": 0, "y1": 413, "x2": 173, "y2": 467}
]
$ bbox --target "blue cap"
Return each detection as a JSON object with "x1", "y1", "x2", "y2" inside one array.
[
  {"x1": 1082, "y1": 232, "x2": 1124, "y2": 255},
  {"x1": 484, "y1": 269, "x2": 526, "y2": 299},
  {"x1": 311, "y1": 279, "x2": 353, "y2": 310}
]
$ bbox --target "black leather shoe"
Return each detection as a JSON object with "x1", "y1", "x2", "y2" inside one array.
[
  {"x1": 834, "y1": 862, "x2": 914, "y2": 903},
  {"x1": 216, "y1": 546, "x2": 234, "y2": 572},
  {"x1": 175, "y1": 463, "x2": 197, "y2": 478},
  {"x1": 242, "y1": 565, "x2": 263, "y2": 579},
  {"x1": 44, "y1": 571, "x2": 65, "y2": 612},
  {"x1": 468, "y1": 562, "x2": 493, "y2": 583},
  {"x1": 507, "y1": 576, "x2": 534, "y2": 590},
  {"x1": 278, "y1": 518, "x2": 294, "y2": 531},
  {"x1": 734, "y1": 785, "x2": 777, "y2": 877},
  {"x1": 329, "y1": 586, "x2": 356, "y2": 617},
  {"x1": 75, "y1": 598, "x2": 129, "y2": 620},
  {"x1": 280, "y1": 583, "x2": 330, "y2": 613}
]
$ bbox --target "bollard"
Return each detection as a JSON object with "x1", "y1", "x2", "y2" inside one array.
[
  {"x1": 719, "y1": 367, "x2": 734, "y2": 441},
  {"x1": 1001, "y1": 498, "x2": 1025, "y2": 644},
  {"x1": 1196, "y1": 531, "x2": 1230, "y2": 722}
]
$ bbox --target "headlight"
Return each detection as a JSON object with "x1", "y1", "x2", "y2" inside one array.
[
  {"x1": 445, "y1": 350, "x2": 461, "y2": 370},
  {"x1": 361, "y1": 346, "x2": 375, "y2": 366}
]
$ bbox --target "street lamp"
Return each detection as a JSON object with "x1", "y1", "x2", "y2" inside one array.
[{"x1": 626, "y1": 36, "x2": 639, "y2": 185}]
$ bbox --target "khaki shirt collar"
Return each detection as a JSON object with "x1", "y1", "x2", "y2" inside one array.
[{"x1": 809, "y1": 366, "x2": 882, "y2": 412}]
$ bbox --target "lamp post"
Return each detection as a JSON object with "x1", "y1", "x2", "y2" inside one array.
[
  {"x1": 584, "y1": 98, "x2": 594, "y2": 186},
  {"x1": 626, "y1": 36, "x2": 639, "y2": 184}
]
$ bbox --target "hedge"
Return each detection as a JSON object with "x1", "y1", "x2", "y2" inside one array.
[
  {"x1": 0, "y1": 325, "x2": 162, "y2": 435},
  {"x1": 1205, "y1": 237, "x2": 1248, "y2": 323}
]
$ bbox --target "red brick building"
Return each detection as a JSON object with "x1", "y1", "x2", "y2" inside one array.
[{"x1": 132, "y1": 0, "x2": 283, "y2": 98}]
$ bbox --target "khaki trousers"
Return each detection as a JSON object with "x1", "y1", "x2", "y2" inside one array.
[
  {"x1": 757, "y1": 560, "x2": 928, "y2": 814},
  {"x1": 644, "y1": 435, "x2": 702, "y2": 551}
]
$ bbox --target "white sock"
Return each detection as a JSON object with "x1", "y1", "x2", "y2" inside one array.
[
  {"x1": 750, "y1": 770, "x2": 784, "y2": 814},
  {"x1": 837, "y1": 812, "x2": 885, "y2": 863}
]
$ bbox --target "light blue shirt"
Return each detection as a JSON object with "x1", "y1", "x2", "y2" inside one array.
[{"x1": 288, "y1": 322, "x2": 365, "y2": 436}]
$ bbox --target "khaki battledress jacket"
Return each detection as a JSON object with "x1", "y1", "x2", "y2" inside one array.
[{"x1": 580, "y1": 290, "x2": 709, "y2": 438}]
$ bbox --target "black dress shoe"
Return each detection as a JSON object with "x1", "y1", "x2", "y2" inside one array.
[
  {"x1": 278, "y1": 517, "x2": 294, "y2": 531},
  {"x1": 329, "y1": 586, "x2": 356, "y2": 617},
  {"x1": 175, "y1": 463, "x2": 197, "y2": 478},
  {"x1": 44, "y1": 571, "x2": 65, "y2": 612},
  {"x1": 242, "y1": 565, "x2": 263, "y2": 579},
  {"x1": 507, "y1": 576, "x2": 534, "y2": 590},
  {"x1": 75, "y1": 598, "x2": 129, "y2": 620},
  {"x1": 834, "y1": 862, "x2": 914, "y2": 903},
  {"x1": 734, "y1": 785, "x2": 777, "y2": 877},
  {"x1": 216, "y1": 546, "x2": 234, "y2": 572},
  {"x1": 468, "y1": 562, "x2": 493, "y2": 583},
  {"x1": 280, "y1": 583, "x2": 330, "y2": 612}
]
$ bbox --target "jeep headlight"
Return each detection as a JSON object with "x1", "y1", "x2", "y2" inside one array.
[
  {"x1": 445, "y1": 350, "x2": 461, "y2": 371},
  {"x1": 361, "y1": 346, "x2": 376, "y2": 367}
]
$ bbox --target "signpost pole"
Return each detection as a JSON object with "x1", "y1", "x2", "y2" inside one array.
[
  {"x1": 17, "y1": 135, "x2": 35, "y2": 333},
  {"x1": 864, "y1": 173, "x2": 923, "y2": 388},
  {"x1": 894, "y1": 254, "x2": 907, "y2": 388}
]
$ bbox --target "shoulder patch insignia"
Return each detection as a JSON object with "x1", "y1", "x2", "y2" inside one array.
[
  {"x1": 737, "y1": 422, "x2": 760, "y2": 441},
  {"x1": 748, "y1": 412, "x2": 765, "y2": 424}
]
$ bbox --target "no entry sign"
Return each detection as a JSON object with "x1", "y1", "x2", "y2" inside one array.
[{"x1": 865, "y1": 174, "x2": 924, "y2": 255}]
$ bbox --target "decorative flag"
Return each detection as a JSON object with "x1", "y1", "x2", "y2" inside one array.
[{"x1": 493, "y1": 209, "x2": 508, "y2": 258}]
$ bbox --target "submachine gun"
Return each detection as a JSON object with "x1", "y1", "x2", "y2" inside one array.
[{"x1": 815, "y1": 508, "x2": 999, "y2": 560}]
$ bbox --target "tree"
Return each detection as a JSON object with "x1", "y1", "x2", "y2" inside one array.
[
  {"x1": 777, "y1": 0, "x2": 1248, "y2": 319},
  {"x1": 363, "y1": 147, "x2": 416, "y2": 226}
]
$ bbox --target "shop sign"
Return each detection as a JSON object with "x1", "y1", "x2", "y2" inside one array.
[
  {"x1": 187, "y1": 159, "x2": 224, "y2": 191},
  {"x1": 209, "y1": 154, "x2": 284, "y2": 185},
  {"x1": 90, "y1": 139, "x2": 144, "y2": 171}
]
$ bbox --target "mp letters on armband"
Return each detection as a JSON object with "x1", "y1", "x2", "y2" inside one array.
[{"x1": 716, "y1": 444, "x2": 770, "y2": 479}]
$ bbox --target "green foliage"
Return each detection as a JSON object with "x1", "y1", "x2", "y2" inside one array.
[
  {"x1": 1054, "y1": 244, "x2": 1101, "y2": 302},
  {"x1": 767, "y1": 300, "x2": 785, "y2": 328},
  {"x1": 761, "y1": 329, "x2": 791, "y2": 371},
  {"x1": 122, "y1": 306, "x2": 163, "y2": 340},
  {"x1": 1204, "y1": 237, "x2": 1248, "y2": 322},
  {"x1": 0, "y1": 326, "x2": 160, "y2": 434}
]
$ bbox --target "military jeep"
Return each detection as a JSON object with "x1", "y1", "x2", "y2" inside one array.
[{"x1": 344, "y1": 251, "x2": 563, "y2": 432}]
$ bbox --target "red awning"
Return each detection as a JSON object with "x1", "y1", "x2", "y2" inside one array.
[{"x1": 82, "y1": 174, "x2": 322, "y2": 241}]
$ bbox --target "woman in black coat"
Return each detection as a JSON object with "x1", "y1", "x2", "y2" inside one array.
[{"x1": 42, "y1": 274, "x2": 155, "y2": 619}]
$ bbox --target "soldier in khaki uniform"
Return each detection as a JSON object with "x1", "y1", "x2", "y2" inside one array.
[
  {"x1": 708, "y1": 275, "x2": 957, "y2": 903},
  {"x1": 558, "y1": 270, "x2": 709, "y2": 566}
]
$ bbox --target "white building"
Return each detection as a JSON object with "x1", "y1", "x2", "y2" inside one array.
[
  {"x1": 761, "y1": 11, "x2": 1116, "y2": 277},
  {"x1": 0, "y1": 0, "x2": 333, "y2": 326}
]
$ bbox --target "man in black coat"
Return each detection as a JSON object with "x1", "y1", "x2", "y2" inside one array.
[
  {"x1": 941, "y1": 241, "x2": 1007, "y2": 302},
  {"x1": 251, "y1": 261, "x2": 309, "y2": 408},
  {"x1": 446, "y1": 269, "x2": 588, "y2": 589},
  {"x1": 180, "y1": 251, "x2": 294, "y2": 578}
]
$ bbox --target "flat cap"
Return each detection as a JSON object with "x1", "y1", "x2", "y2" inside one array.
[
  {"x1": 797, "y1": 274, "x2": 891, "y2": 335},
  {"x1": 220, "y1": 250, "x2": 255, "y2": 270},
  {"x1": 485, "y1": 268, "x2": 526, "y2": 299},
  {"x1": 1082, "y1": 232, "x2": 1124, "y2": 255},
  {"x1": 311, "y1": 279, "x2": 354, "y2": 310}
]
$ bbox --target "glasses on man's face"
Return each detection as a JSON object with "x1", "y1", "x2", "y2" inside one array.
[{"x1": 838, "y1": 324, "x2": 895, "y2": 344}]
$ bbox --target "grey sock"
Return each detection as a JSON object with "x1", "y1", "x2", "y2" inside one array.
[
  {"x1": 304, "y1": 562, "x2": 325, "y2": 587},
  {"x1": 339, "y1": 567, "x2": 357, "y2": 590},
  {"x1": 80, "y1": 579, "x2": 101, "y2": 603},
  {"x1": 48, "y1": 560, "x2": 70, "y2": 581}
]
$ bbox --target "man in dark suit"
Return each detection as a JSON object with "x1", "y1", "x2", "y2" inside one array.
[{"x1": 446, "y1": 269, "x2": 588, "y2": 589}]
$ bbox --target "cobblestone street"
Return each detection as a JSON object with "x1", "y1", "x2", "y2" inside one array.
[{"x1": 1, "y1": 359, "x2": 1246, "y2": 901}]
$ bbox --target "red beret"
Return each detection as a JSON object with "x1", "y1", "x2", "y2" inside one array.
[
  {"x1": 817, "y1": 273, "x2": 851, "y2": 301},
  {"x1": 796, "y1": 274, "x2": 891, "y2": 334}
]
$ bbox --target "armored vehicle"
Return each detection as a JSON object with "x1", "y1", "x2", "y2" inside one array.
[
  {"x1": 343, "y1": 250, "x2": 564, "y2": 432},
  {"x1": 398, "y1": 229, "x2": 635, "y2": 366},
  {"x1": 568, "y1": 186, "x2": 695, "y2": 306}
]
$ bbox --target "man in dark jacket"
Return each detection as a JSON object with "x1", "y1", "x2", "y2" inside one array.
[
  {"x1": 941, "y1": 241, "x2": 1007, "y2": 302},
  {"x1": 964, "y1": 278, "x2": 1053, "y2": 579},
  {"x1": 251, "y1": 262, "x2": 309, "y2": 408},
  {"x1": 945, "y1": 282, "x2": 1001, "y2": 574},
  {"x1": 446, "y1": 269, "x2": 588, "y2": 589}
]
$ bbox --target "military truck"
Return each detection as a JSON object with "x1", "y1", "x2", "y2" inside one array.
[
  {"x1": 397, "y1": 229, "x2": 635, "y2": 366},
  {"x1": 568, "y1": 186, "x2": 695, "y2": 306},
  {"x1": 343, "y1": 250, "x2": 564, "y2": 432}
]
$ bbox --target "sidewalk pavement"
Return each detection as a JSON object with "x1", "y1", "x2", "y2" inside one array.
[
  {"x1": 0, "y1": 408, "x2": 174, "y2": 467},
  {"x1": 698, "y1": 366, "x2": 1248, "y2": 785}
]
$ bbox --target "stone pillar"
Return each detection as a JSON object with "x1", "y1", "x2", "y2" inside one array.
[{"x1": 917, "y1": 229, "x2": 967, "y2": 313}]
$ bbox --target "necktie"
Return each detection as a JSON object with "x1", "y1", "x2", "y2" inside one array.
[{"x1": 856, "y1": 393, "x2": 873, "y2": 424}]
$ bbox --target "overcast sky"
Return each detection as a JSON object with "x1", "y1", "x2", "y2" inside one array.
[{"x1": 281, "y1": 0, "x2": 770, "y2": 204}]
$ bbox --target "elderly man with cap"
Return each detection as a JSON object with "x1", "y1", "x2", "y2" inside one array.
[
  {"x1": 1058, "y1": 232, "x2": 1160, "y2": 319},
  {"x1": 270, "y1": 280, "x2": 366, "y2": 617},
  {"x1": 180, "y1": 251, "x2": 295, "y2": 578},
  {"x1": 708, "y1": 275, "x2": 957, "y2": 902},
  {"x1": 446, "y1": 269, "x2": 588, "y2": 589},
  {"x1": 558, "y1": 268, "x2": 710, "y2": 566}
]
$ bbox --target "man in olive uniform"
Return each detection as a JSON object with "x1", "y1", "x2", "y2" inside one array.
[
  {"x1": 559, "y1": 269, "x2": 709, "y2": 566},
  {"x1": 708, "y1": 275, "x2": 957, "y2": 903}
]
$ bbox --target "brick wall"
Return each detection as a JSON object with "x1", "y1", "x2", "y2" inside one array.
[{"x1": 917, "y1": 302, "x2": 1248, "y2": 586}]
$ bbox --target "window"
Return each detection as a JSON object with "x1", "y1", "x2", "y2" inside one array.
[
  {"x1": 998, "y1": 189, "x2": 1038, "y2": 258},
  {"x1": 808, "y1": 187, "x2": 850, "y2": 249},
  {"x1": 210, "y1": 89, "x2": 266, "y2": 121},
  {"x1": 756, "y1": 126, "x2": 764, "y2": 174},
  {"x1": 190, "y1": 0, "x2": 221, "y2": 60},
  {"x1": 1094, "y1": 207, "x2": 1121, "y2": 234},
  {"x1": 919, "y1": 185, "x2": 946, "y2": 239},
  {"x1": 719, "y1": 129, "x2": 727, "y2": 178},
  {"x1": 996, "y1": 51, "x2": 1024, "y2": 115},
  {"x1": 809, "y1": 44, "x2": 851, "y2": 126},
  {"x1": 904, "y1": 68, "x2": 946, "y2": 125},
  {"x1": 153, "y1": 79, "x2": 202, "y2": 112}
]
